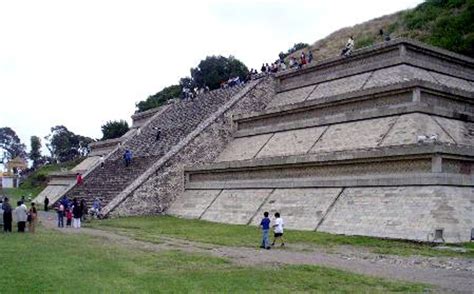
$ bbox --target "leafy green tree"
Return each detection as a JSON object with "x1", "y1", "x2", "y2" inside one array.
[
  {"x1": 44, "y1": 125, "x2": 93, "y2": 163},
  {"x1": 190, "y1": 55, "x2": 248, "y2": 90},
  {"x1": 101, "y1": 120, "x2": 130, "y2": 140},
  {"x1": 279, "y1": 42, "x2": 309, "y2": 60},
  {"x1": 0, "y1": 127, "x2": 27, "y2": 161},
  {"x1": 136, "y1": 84, "x2": 182, "y2": 112},
  {"x1": 135, "y1": 55, "x2": 248, "y2": 113},
  {"x1": 179, "y1": 77, "x2": 196, "y2": 91},
  {"x1": 29, "y1": 136, "x2": 43, "y2": 168}
]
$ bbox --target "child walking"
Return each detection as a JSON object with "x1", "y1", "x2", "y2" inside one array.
[
  {"x1": 271, "y1": 212, "x2": 285, "y2": 247},
  {"x1": 259, "y1": 211, "x2": 271, "y2": 250}
]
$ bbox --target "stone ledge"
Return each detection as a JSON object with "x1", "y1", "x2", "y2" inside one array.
[
  {"x1": 235, "y1": 104, "x2": 472, "y2": 138},
  {"x1": 275, "y1": 38, "x2": 474, "y2": 80},
  {"x1": 275, "y1": 38, "x2": 474, "y2": 92},
  {"x1": 234, "y1": 81, "x2": 473, "y2": 125},
  {"x1": 186, "y1": 173, "x2": 474, "y2": 189},
  {"x1": 185, "y1": 144, "x2": 474, "y2": 172}
]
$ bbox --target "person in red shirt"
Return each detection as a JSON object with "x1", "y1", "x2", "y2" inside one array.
[
  {"x1": 76, "y1": 173, "x2": 83, "y2": 185},
  {"x1": 65, "y1": 209, "x2": 73, "y2": 227}
]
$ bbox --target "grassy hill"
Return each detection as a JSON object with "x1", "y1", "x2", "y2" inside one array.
[{"x1": 289, "y1": 0, "x2": 473, "y2": 62}]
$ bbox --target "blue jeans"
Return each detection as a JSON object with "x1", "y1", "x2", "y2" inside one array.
[
  {"x1": 57, "y1": 212, "x2": 64, "y2": 227},
  {"x1": 261, "y1": 229, "x2": 270, "y2": 248}
]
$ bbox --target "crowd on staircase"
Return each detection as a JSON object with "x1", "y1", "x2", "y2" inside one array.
[{"x1": 53, "y1": 83, "x2": 247, "y2": 214}]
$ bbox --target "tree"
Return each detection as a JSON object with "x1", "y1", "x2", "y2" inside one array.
[
  {"x1": 190, "y1": 55, "x2": 249, "y2": 90},
  {"x1": 101, "y1": 120, "x2": 130, "y2": 140},
  {"x1": 0, "y1": 127, "x2": 27, "y2": 162},
  {"x1": 279, "y1": 42, "x2": 309, "y2": 60},
  {"x1": 179, "y1": 77, "x2": 196, "y2": 91},
  {"x1": 29, "y1": 136, "x2": 43, "y2": 168},
  {"x1": 44, "y1": 125, "x2": 94, "y2": 163},
  {"x1": 136, "y1": 84, "x2": 182, "y2": 112}
]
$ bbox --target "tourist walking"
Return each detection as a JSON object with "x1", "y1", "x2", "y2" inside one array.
[
  {"x1": 15, "y1": 201, "x2": 28, "y2": 233},
  {"x1": 271, "y1": 212, "x2": 285, "y2": 247},
  {"x1": 123, "y1": 149, "x2": 132, "y2": 167},
  {"x1": 259, "y1": 211, "x2": 271, "y2": 249},
  {"x1": 57, "y1": 202, "x2": 65, "y2": 228},
  {"x1": 44, "y1": 196, "x2": 49, "y2": 211},
  {"x1": 28, "y1": 203, "x2": 38, "y2": 233},
  {"x1": 72, "y1": 199, "x2": 82, "y2": 228},
  {"x1": 100, "y1": 155, "x2": 105, "y2": 168},
  {"x1": 155, "y1": 128, "x2": 162, "y2": 141},
  {"x1": 2, "y1": 197, "x2": 13, "y2": 232},
  {"x1": 308, "y1": 51, "x2": 313, "y2": 63},
  {"x1": 76, "y1": 173, "x2": 83, "y2": 185}
]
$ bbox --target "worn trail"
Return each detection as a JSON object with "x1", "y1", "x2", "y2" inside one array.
[{"x1": 39, "y1": 212, "x2": 473, "y2": 293}]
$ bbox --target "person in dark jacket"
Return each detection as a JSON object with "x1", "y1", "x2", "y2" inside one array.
[
  {"x1": 72, "y1": 199, "x2": 82, "y2": 229},
  {"x1": 44, "y1": 196, "x2": 49, "y2": 211},
  {"x1": 80, "y1": 199, "x2": 88, "y2": 222},
  {"x1": 2, "y1": 197, "x2": 13, "y2": 232},
  {"x1": 123, "y1": 149, "x2": 132, "y2": 167}
]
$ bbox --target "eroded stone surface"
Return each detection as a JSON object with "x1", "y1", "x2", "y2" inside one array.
[
  {"x1": 310, "y1": 116, "x2": 398, "y2": 153},
  {"x1": 380, "y1": 113, "x2": 455, "y2": 146},
  {"x1": 167, "y1": 190, "x2": 222, "y2": 219},
  {"x1": 363, "y1": 65, "x2": 437, "y2": 89},
  {"x1": 266, "y1": 85, "x2": 315, "y2": 108},
  {"x1": 256, "y1": 126, "x2": 327, "y2": 158},
  {"x1": 250, "y1": 188, "x2": 342, "y2": 230},
  {"x1": 200, "y1": 189, "x2": 273, "y2": 224},
  {"x1": 217, "y1": 134, "x2": 273, "y2": 162},
  {"x1": 308, "y1": 72, "x2": 372, "y2": 100},
  {"x1": 433, "y1": 117, "x2": 474, "y2": 146},
  {"x1": 319, "y1": 186, "x2": 474, "y2": 243},
  {"x1": 430, "y1": 71, "x2": 474, "y2": 92}
]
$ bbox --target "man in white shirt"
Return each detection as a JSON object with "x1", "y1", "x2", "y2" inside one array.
[
  {"x1": 341, "y1": 36, "x2": 355, "y2": 57},
  {"x1": 15, "y1": 201, "x2": 28, "y2": 232},
  {"x1": 271, "y1": 212, "x2": 285, "y2": 247}
]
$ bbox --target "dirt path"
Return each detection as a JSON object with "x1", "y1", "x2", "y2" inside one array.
[{"x1": 39, "y1": 213, "x2": 473, "y2": 293}]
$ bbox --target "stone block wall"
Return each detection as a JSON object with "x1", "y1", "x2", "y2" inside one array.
[
  {"x1": 110, "y1": 78, "x2": 276, "y2": 216},
  {"x1": 216, "y1": 113, "x2": 467, "y2": 162},
  {"x1": 170, "y1": 186, "x2": 473, "y2": 243},
  {"x1": 319, "y1": 186, "x2": 473, "y2": 243}
]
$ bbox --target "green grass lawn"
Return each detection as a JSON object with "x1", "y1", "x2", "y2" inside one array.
[
  {"x1": 0, "y1": 227, "x2": 429, "y2": 293},
  {"x1": 89, "y1": 215, "x2": 474, "y2": 258},
  {"x1": 1, "y1": 187, "x2": 44, "y2": 205}
]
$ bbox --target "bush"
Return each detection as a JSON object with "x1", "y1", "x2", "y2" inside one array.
[
  {"x1": 135, "y1": 84, "x2": 182, "y2": 113},
  {"x1": 402, "y1": 0, "x2": 474, "y2": 57},
  {"x1": 355, "y1": 36, "x2": 376, "y2": 49}
]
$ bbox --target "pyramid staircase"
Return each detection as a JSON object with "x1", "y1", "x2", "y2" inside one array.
[{"x1": 56, "y1": 84, "x2": 248, "y2": 209}]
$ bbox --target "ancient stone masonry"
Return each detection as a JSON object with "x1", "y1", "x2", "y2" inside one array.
[
  {"x1": 170, "y1": 39, "x2": 474, "y2": 243},
  {"x1": 109, "y1": 78, "x2": 275, "y2": 216},
  {"x1": 50, "y1": 84, "x2": 246, "y2": 209}
]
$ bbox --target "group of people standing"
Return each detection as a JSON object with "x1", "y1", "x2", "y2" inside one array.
[
  {"x1": 1, "y1": 197, "x2": 38, "y2": 233},
  {"x1": 258, "y1": 49, "x2": 314, "y2": 76},
  {"x1": 55, "y1": 196, "x2": 96, "y2": 228}
]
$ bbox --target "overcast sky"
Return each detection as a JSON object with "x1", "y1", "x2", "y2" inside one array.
[{"x1": 0, "y1": 0, "x2": 423, "y2": 156}]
